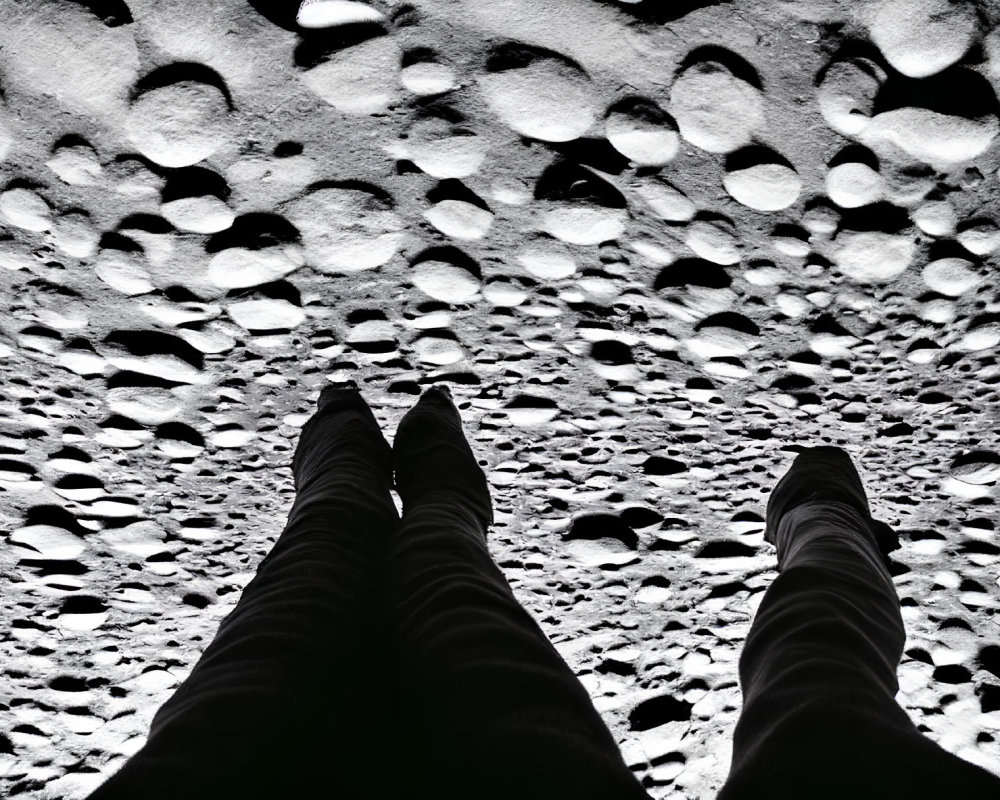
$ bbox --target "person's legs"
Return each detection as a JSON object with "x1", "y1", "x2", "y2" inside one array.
[
  {"x1": 87, "y1": 389, "x2": 399, "y2": 800},
  {"x1": 380, "y1": 386, "x2": 650, "y2": 800},
  {"x1": 720, "y1": 447, "x2": 1000, "y2": 800}
]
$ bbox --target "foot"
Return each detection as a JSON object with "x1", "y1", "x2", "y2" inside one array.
[
  {"x1": 393, "y1": 385, "x2": 493, "y2": 530},
  {"x1": 765, "y1": 446, "x2": 899, "y2": 564}
]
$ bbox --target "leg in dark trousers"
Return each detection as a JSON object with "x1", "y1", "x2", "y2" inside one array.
[
  {"x1": 719, "y1": 447, "x2": 1000, "y2": 800},
  {"x1": 87, "y1": 390, "x2": 399, "y2": 800},
  {"x1": 381, "y1": 386, "x2": 650, "y2": 800}
]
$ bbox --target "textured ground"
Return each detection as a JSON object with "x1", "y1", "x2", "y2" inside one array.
[{"x1": 1, "y1": 0, "x2": 1000, "y2": 797}]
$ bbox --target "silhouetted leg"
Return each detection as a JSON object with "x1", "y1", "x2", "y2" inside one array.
[
  {"x1": 88, "y1": 390, "x2": 398, "y2": 800},
  {"x1": 720, "y1": 447, "x2": 1000, "y2": 800},
  {"x1": 381, "y1": 386, "x2": 650, "y2": 800}
]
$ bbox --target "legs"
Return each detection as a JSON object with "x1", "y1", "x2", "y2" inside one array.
[
  {"x1": 382, "y1": 387, "x2": 650, "y2": 800},
  {"x1": 88, "y1": 390, "x2": 399, "y2": 800},
  {"x1": 720, "y1": 447, "x2": 1000, "y2": 800}
]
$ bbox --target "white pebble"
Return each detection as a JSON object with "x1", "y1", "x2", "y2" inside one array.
[
  {"x1": 162, "y1": 196, "x2": 235, "y2": 233},
  {"x1": 669, "y1": 62, "x2": 764, "y2": 153},
  {"x1": 297, "y1": 0, "x2": 384, "y2": 28},
  {"x1": 911, "y1": 201, "x2": 957, "y2": 237},
  {"x1": 10, "y1": 525, "x2": 86, "y2": 560},
  {"x1": 861, "y1": 108, "x2": 998, "y2": 169},
  {"x1": 299, "y1": 36, "x2": 401, "y2": 114},
  {"x1": 957, "y1": 221, "x2": 1000, "y2": 255},
  {"x1": 411, "y1": 260, "x2": 481, "y2": 303},
  {"x1": 285, "y1": 186, "x2": 406, "y2": 272},
  {"x1": 126, "y1": 81, "x2": 231, "y2": 168},
  {"x1": 414, "y1": 335, "x2": 464, "y2": 365},
  {"x1": 825, "y1": 162, "x2": 884, "y2": 208},
  {"x1": 423, "y1": 200, "x2": 492, "y2": 240},
  {"x1": 0, "y1": 188, "x2": 52, "y2": 232},
  {"x1": 107, "y1": 387, "x2": 182, "y2": 425},
  {"x1": 864, "y1": 0, "x2": 977, "y2": 79},
  {"x1": 686, "y1": 219, "x2": 740, "y2": 264},
  {"x1": 724, "y1": 163, "x2": 801, "y2": 211},
  {"x1": 518, "y1": 247, "x2": 577, "y2": 280},
  {"x1": 47, "y1": 145, "x2": 102, "y2": 186},
  {"x1": 394, "y1": 122, "x2": 488, "y2": 179},
  {"x1": 605, "y1": 101, "x2": 679, "y2": 166},
  {"x1": 228, "y1": 299, "x2": 305, "y2": 331},
  {"x1": 541, "y1": 204, "x2": 626, "y2": 245},
  {"x1": 480, "y1": 57, "x2": 598, "y2": 142},
  {"x1": 95, "y1": 253, "x2": 155, "y2": 295},
  {"x1": 483, "y1": 278, "x2": 528, "y2": 306},
  {"x1": 401, "y1": 62, "x2": 458, "y2": 95},
  {"x1": 635, "y1": 179, "x2": 696, "y2": 221},
  {"x1": 816, "y1": 59, "x2": 883, "y2": 136},
  {"x1": 52, "y1": 211, "x2": 100, "y2": 260},
  {"x1": 831, "y1": 230, "x2": 916, "y2": 283},
  {"x1": 922, "y1": 258, "x2": 981, "y2": 297}
]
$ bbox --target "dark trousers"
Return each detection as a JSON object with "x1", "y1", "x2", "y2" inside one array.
[{"x1": 87, "y1": 400, "x2": 1000, "y2": 799}]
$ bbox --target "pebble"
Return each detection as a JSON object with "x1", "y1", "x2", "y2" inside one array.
[
  {"x1": 413, "y1": 334, "x2": 465, "y2": 365},
  {"x1": 285, "y1": 186, "x2": 406, "y2": 272},
  {"x1": 423, "y1": 200, "x2": 493, "y2": 240},
  {"x1": 297, "y1": 0, "x2": 385, "y2": 28},
  {"x1": 957, "y1": 221, "x2": 1000, "y2": 255},
  {"x1": 401, "y1": 61, "x2": 458, "y2": 95},
  {"x1": 411, "y1": 259, "x2": 481, "y2": 303},
  {"x1": 724, "y1": 163, "x2": 801, "y2": 211},
  {"x1": 864, "y1": 0, "x2": 977, "y2": 79},
  {"x1": 10, "y1": 525, "x2": 86, "y2": 560},
  {"x1": 912, "y1": 201, "x2": 957, "y2": 237},
  {"x1": 816, "y1": 58, "x2": 883, "y2": 136},
  {"x1": 518, "y1": 245, "x2": 577, "y2": 280},
  {"x1": 635, "y1": 179, "x2": 696, "y2": 222},
  {"x1": 399, "y1": 125, "x2": 489, "y2": 179},
  {"x1": 825, "y1": 162, "x2": 884, "y2": 208},
  {"x1": 46, "y1": 143, "x2": 103, "y2": 186},
  {"x1": 483, "y1": 277, "x2": 529, "y2": 307},
  {"x1": 162, "y1": 196, "x2": 236, "y2": 233},
  {"x1": 605, "y1": 97, "x2": 679, "y2": 166},
  {"x1": 540, "y1": 204, "x2": 626, "y2": 245},
  {"x1": 861, "y1": 109, "x2": 998, "y2": 169},
  {"x1": 125, "y1": 80, "x2": 232, "y2": 168},
  {"x1": 299, "y1": 36, "x2": 401, "y2": 114},
  {"x1": 95, "y1": 253, "x2": 155, "y2": 296},
  {"x1": 669, "y1": 61, "x2": 764, "y2": 153},
  {"x1": 831, "y1": 230, "x2": 916, "y2": 283},
  {"x1": 207, "y1": 247, "x2": 303, "y2": 288},
  {"x1": 686, "y1": 219, "x2": 740, "y2": 265},
  {"x1": 228, "y1": 298, "x2": 305, "y2": 332},
  {"x1": 107, "y1": 387, "x2": 182, "y2": 425},
  {"x1": 480, "y1": 54, "x2": 598, "y2": 142},
  {"x1": 0, "y1": 188, "x2": 52, "y2": 232},
  {"x1": 50, "y1": 211, "x2": 100, "y2": 259},
  {"x1": 921, "y1": 258, "x2": 981, "y2": 297}
]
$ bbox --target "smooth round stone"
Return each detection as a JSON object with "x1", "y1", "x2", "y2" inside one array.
[
  {"x1": 483, "y1": 278, "x2": 528, "y2": 306},
  {"x1": 686, "y1": 220, "x2": 740, "y2": 264},
  {"x1": 912, "y1": 201, "x2": 957, "y2": 237},
  {"x1": 228, "y1": 299, "x2": 305, "y2": 331},
  {"x1": 861, "y1": 109, "x2": 998, "y2": 168},
  {"x1": 107, "y1": 387, "x2": 182, "y2": 425},
  {"x1": 411, "y1": 260, "x2": 480, "y2": 303},
  {"x1": 669, "y1": 63, "x2": 764, "y2": 153},
  {"x1": 414, "y1": 336, "x2": 464, "y2": 365},
  {"x1": 724, "y1": 163, "x2": 802, "y2": 211},
  {"x1": 47, "y1": 145, "x2": 102, "y2": 186},
  {"x1": 606, "y1": 104, "x2": 679, "y2": 166},
  {"x1": 541, "y1": 204, "x2": 626, "y2": 245},
  {"x1": 162, "y1": 196, "x2": 235, "y2": 233},
  {"x1": 423, "y1": 200, "x2": 492, "y2": 239},
  {"x1": 480, "y1": 59, "x2": 598, "y2": 142},
  {"x1": 299, "y1": 36, "x2": 401, "y2": 114},
  {"x1": 865, "y1": 0, "x2": 976, "y2": 78},
  {"x1": 10, "y1": 525, "x2": 86, "y2": 560},
  {"x1": 126, "y1": 81, "x2": 231, "y2": 168},
  {"x1": 401, "y1": 125, "x2": 488, "y2": 179},
  {"x1": 401, "y1": 62, "x2": 457, "y2": 95},
  {"x1": 517, "y1": 247, "x2": 577, "y2": 280},
  {"x1": 817, "y1": 59, "x2": 883, "y2": 136},
  {"x1": 832, "y1": 230, "x2": 916, "y2": 283},
  {"x1": 825, "y1": 162, "x2": 884, "y2": 208},
  {"x1": 297, "y1": 0, "x2": 384, "y2": 28},
  {"x1": 95, "y1": 253, "x2": 155, "y2": 295},
  {"x1": 635, "y1": 180, "x2": 695, "y2": 221},
  {"x1": 285, "y1": 186, "x2": 405, "y2": 272},
  {"x1": 0, "y1": 188, "x2": 51, "y2": 232},
  {"x1": 958, "y1": 222, "x2": 1000, "y2": 255},
  {"x1": 922, "y1": 258, "x2": 981, "y2": 297}
]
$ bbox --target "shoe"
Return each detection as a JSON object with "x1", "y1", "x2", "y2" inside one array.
[
  {"x1": 765, "y1": 446, "x2": 899, "y2": 564},
  {"x1": 393, "y1": 385, "x2": 493, "y2": 530}
]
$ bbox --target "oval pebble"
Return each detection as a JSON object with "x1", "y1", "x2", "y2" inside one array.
[
  {"x1": 832, "y1": 230, "x2": 916, "y2": 283},
  {"x1": 0, "y1": 188, "x2": 52, "y2": 232},
  {"x1": 228, "y1": 299, "x2": 305, "y2": 331},
  {"x1": 414, "y1": 335, "x2": 464, "y2": 365},
  {"x1": 412, "y1": 260, "x2": 481, "y2": 303},
  {"x1": 401, "y1": 61, "x2": 457, "y2": 96},
  {"x1": 480, "y1": 56, "x2": 598, "y2": 142},
  {"x1": 208, "y1": 247, "x2": 303, "y2": 289},
  {"x1": 669, "y1": 61, "x2": 764, "y2": 153},
  {"x1": 162, "y1": 196, "x2": 235, "y2": 233},
  {"x1": 606, "y1": 98, "x2": 679, "y2": 166},
  {"x1": 861, "y1": 109, "x2": 998, "y2": 169},
  {"x1": 297, "y1": 0, "x2": 384, "y2": 28},
  {"x1": 865, "y1": 0, "x2": 977, "y2": 79},
  {"x1": 957, "y1": 222, "x2": 1000, "y2": 255},
  {"x1": 10, "y1": 525, "x2": 86, "y2": 560},
  {"x1": 540, "y1": 205, "x2": 626, "y2": 245},
  {"x1": 299, "y1": 36, "x2": 401, "y2": 114},
  {"x1": 126, "y1": 80, "x2": 231, "y2": 168},
  {"x1": 922, "y1": 258, "x2": 981, "y2": 297},
  {"x1": 635, "y1": 179, "x2": 696, "y2": 222},
  {"x1": 517, "y1": 247, "x2": 577, "y2": 280},
  {"x1": 724, "y1": 163, "x2": 801, "y2": 211},
  {"x1": 912, "y1": 201, "x2": 957, "y2": 237},
  {"x1": 686, "y1": 219, "x2": 740, "y2": 264},
  {"x1": 423, "y1": 200, "x2": 492, "y2": 240},
  {"x1": 817, "y1": 59, "x2": 883, "y2": 136},
  {"x1": 825, "y1": 162, "x2": 884, "y2": 208}
]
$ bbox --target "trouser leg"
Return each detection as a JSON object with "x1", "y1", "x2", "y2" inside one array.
[
  {"x1": 381, "y1": 387, "x2": 650, "y2": 800},
  {"x1": 721, "y1": 489, "x2": 1000, "y2": 799},
  {"x1": 87, "y1": 394, "x2": 399, "y2": 800}
]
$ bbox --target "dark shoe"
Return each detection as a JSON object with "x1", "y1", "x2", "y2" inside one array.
[
  {"x1": 765, "y1": 446, "x2": 899, "y2": 564},
  {"x1": 393, "y1": 385, "x2": 493, "y2": 530}
]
